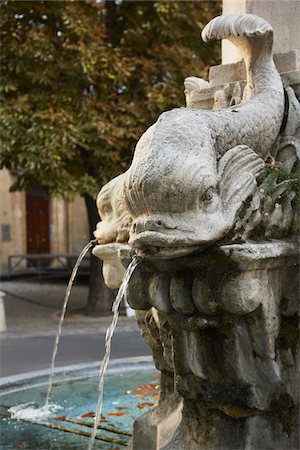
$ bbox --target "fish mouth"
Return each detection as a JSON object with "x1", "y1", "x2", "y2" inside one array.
[
  {"x1": 129, "y1": 231, "x2": 203, "y2": 259},
  {"x1": 92, "y1": 242, "x2": 131, "y2": 259}
]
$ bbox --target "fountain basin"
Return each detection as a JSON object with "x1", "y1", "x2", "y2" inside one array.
[{"x1": 1, "y1": 357, "x2": 157, "y2": 450}]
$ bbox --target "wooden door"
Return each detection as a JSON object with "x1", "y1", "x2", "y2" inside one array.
[{"x1": 26, "y1": 190, "x2": 50, "y2": 256}]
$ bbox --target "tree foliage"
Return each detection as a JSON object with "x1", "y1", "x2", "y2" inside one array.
[{"x1": 0, "y1": 0, "x2": 221, "y2": 198}]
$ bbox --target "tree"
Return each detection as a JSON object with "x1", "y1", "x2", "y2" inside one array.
[{"x1": 0, "y1": 0, "x2": 221, "y2": 314}]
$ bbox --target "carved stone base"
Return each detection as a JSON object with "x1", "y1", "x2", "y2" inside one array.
[
  {"x1": 162, "y1": 400, "x2": 299, "y2": 450},
  {"x1": 133, "y1": 372, "x2": 182, "y2": 450},
  {"x1": 128, "y1": 241, "x2": 299, "y2": 450}
]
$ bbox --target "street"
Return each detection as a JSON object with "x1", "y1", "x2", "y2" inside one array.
[{"x1": 1, "y1": 330, "x2": 151, "y2": 377}]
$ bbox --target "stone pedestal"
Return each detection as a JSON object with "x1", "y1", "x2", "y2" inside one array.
[
  {"x1": 124, "y1": 242, "x2": 299, "y2": 450},
  {"x1": 162, "y1": 401, "x2": 298, "y2": 450},
  {"x1": 133, "y1": 371, "x2": 182, "y2": 450}
]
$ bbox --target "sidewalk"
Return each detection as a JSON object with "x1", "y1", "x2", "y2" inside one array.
[{"x1": 0, "y1": 278, "x2": 139, "y2": 338}]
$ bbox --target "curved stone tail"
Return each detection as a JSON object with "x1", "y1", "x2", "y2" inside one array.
[
  {"x1": 202, "y1": 14, "x2": 282, "y2": 95},
  {"x1": 202, "y1": 14, "x2": 272, "y2": 46}
]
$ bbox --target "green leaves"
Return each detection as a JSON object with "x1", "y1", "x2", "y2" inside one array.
[{"x1": 0, "y1": 0, "x2": 221, "y2": 199}]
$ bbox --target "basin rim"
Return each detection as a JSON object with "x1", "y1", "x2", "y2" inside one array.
[{"x1": 0, "y1": 356, "x2": 155, "y2": 395}]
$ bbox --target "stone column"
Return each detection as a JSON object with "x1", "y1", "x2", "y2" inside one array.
[
  {"x1": 67, "y1": 196, "x2": 89, "y2": 253},
  {"x1": 0, "y1": 169, "x2": 26, "y2": 272},
  {"x1": 49, "y1": 198, "x2": 68, "y2": 255},
  {"x1": 222, "y1": 0, "x2": 300, "y2": 64}
]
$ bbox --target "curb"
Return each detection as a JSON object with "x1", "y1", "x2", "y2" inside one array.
[{"x1": 0, "y1": 356, "x2": 155, "y2": 395}]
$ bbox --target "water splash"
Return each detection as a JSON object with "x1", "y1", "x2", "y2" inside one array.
[
  {"x1": 9, "y1": 402, "x2": 61, "y2": 422},
  {"x1": 87, "y1": 256, "x2": 139, "y2": 450},
  {"x1": 45, "y1": 239, "x2": 97, "y2": 407}
]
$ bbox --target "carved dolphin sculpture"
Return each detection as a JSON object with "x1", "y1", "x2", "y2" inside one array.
[
  {"x1": 123, "y1": 14, "x2": 285, "y2": 258},
  {"x1": 93, "y1": 173, "x2": 132, "y2": 288}
]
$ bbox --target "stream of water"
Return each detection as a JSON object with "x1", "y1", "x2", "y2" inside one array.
[
  {"x1": 45, "y1": 239, "x2": 97, "y2": 407},
  {"x1": 7, "y1": 240, "x2": 140, "y2": 449},
  {"x1": 87, "y1": 256, "x2": 139, "y2": 450},
  {"x1": 9, "y1": 239, "x2": 98, "y2": 421}
]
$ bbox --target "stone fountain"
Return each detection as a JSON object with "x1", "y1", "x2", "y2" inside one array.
[{"x1": 93, "y1": 10, "x2": 299, "y2": 450}]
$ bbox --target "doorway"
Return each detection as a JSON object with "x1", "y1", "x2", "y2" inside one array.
[{"x1": 26, "y1": 188, "x2": 50, "y2": 256}]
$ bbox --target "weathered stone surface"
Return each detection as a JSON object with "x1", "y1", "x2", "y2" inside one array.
[
  {"x1": 209, "y1": 50, "x2": 300, "y2": 87},
  {"x1": 161, "y1": 402, "x2": 299, "y2": 450},
  {"x1": 92, "y1": 173, "x2": 132, "y2": 288},
  {"x1": 127, "y1": 242, "x2": 299, "y2": 449},
  {"x1": 133, "y1": 371, "x2": 182, "y2": 450},
  {"x1": 93, "y1": 11, "x2": 299, "y2": 450},
  {"x1": 123, "y1": 14, "x2": 299, "y2": 256},
  {"x1": 92, "y1": 242, "x2": 128, "y2": 289}
]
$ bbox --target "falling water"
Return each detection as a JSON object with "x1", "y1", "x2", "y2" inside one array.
[
  {"x1": 45, "y1": 239, "x2": 97, "y2": 407},
  {"x1": 87, "y1": 256, "x2": 139, "y2": 450}
]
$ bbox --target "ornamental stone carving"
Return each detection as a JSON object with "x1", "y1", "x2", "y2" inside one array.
[{"x1": 93, "y1": 13, "x2": 299, "y2": 450}]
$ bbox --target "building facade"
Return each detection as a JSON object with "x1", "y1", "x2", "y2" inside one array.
[{"x1": 0, "y1": 168, "x2": 89, "y2": 274}]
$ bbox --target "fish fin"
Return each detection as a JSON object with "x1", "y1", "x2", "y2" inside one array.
[{"x1": 219, "y1": 145, "x2": 265, "y2": 214}]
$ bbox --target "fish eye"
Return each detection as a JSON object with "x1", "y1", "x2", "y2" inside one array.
[{"x1": 203, "y1": 187, "x2": 214, "y2": 203}]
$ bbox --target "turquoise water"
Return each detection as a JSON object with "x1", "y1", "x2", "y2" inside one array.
[{"x1": 0, "y1": 370, "x2": 158, "y2": 449}]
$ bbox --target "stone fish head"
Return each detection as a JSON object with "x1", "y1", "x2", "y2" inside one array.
[
  {"x1": 94, "y1": 173, "x2": 132, "y2": 245},
  {"x1": 124, "y1": 109, "x2": 265, "y2": 259},
  {"x1": 93, "y1": 173, "x2": 132, "y2": 288}
]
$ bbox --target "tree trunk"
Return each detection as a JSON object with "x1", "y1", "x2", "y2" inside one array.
[
  {"x1": 84, "y1": 194, "x2": 115, "y2": 316},
  {"x1": 78, "y1": 0, "x2": 125, "y2": 316}
]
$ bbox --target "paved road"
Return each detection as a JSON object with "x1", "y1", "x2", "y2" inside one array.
[{"x1": 0, "y1": 330, "x2": 151, "y2": 377}]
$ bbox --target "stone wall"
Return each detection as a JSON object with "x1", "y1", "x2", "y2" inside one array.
[
  {"x1": 0, "y1": 168, "x2": 89, "y2": 273},
  {"x1": 0, "y1": 169, "x2": 26, "y2": 272}
]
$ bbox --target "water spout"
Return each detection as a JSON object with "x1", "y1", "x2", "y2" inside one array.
[
  {"x1": 45, "y1": 239, "x2": 97, "y2": 407},
  {"x1": 87, "y1": 256, "x2": 139, "y2": 450}
]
